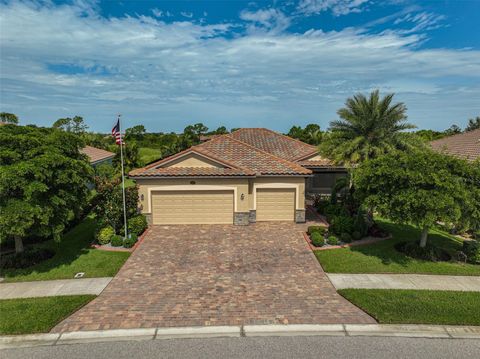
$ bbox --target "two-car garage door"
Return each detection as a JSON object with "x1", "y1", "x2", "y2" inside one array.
[
  {"x1": 150, "y1": 188, "x2": 296, "y2": 224},
  {"x1": 152, "y1": 190, "x2": 234, "y2": 225}
]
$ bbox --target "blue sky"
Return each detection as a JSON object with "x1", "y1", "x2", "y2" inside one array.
[{"x1": 1, "y1": 0, "x2": 479, "y2": 133}]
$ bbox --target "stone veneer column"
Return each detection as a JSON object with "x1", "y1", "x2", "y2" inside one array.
[
  {"x1": 249, "y1": 210, "x2": 257, "y2": 223},
  {"x1": 295, "y1": 209, "x2": 306, "y2": 223},
  {"x1": 234, "y1": 212, "x2": 250, "y2": 225}
]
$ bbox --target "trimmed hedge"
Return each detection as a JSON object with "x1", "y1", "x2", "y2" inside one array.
[
  {"x1": 307, "y1": 226, "x2": 327, "y2": 235},
  {"x1": 311, "y1": 232, "x2": 325, "y2": 247},
  {"x1": 96, "y1": 226, "x2": 114, "y2": 245},
  {"x1": 127, "y1": 215, "x2": 148, "y2": 236},
  {"x1": 395, "y1": 241, "x2": 451, "y2": 262},
  {"x1": 340, "y1": 232, "x2": 353, "y2": 243},
  {"x1": 124, "y1": 234, "x2": 138, "y2": 249},
  {"x1": 463, "y1": 240, "x2": 480, "y2": 264},
  {"x1": 327, "y1": 236, "x2": 339, "y2": 245},
  {"x1": 329, "y1": 215, "x2": 354, "y2": 236},
  {"x1": 110, "y1": 235, "x2": 124, "y2": 247},
  {"x1": 0, "y1": 248, "x2": 55, "y2": 270}
]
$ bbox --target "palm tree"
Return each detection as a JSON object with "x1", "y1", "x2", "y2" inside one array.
[{"x1": 320, "y1": 90, "x2": 417, "y2": 165}]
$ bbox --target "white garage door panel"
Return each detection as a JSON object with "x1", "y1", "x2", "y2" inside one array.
[
  {"x1": 256, "y1": 188, "x2": 295, "y2": 221},
  {"x1": 152, "y1": 190, "x2": 234, "y2": 224}
]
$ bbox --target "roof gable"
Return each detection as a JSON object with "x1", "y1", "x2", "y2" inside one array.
[{"x1": 80, "y1": 146, "x2": 115, "y2": 164}]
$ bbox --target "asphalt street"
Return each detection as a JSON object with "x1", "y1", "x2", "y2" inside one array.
[{"x1": 3, "y1": 336, "x2": 480, "y2": 359}]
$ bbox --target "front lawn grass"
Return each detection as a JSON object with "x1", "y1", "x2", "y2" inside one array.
[
  {"x1": 2, "y1": 216, "x2": 130, "y2": 283},
  {"x1": 339, "y1": 289, "x2": 480, "y2": 326},
  {"x1": 315, "y1": 219, "x2": 480, "y2": 275},
  {"x1": 0, "y1": 295, "x2": 95, "y2": 334}
]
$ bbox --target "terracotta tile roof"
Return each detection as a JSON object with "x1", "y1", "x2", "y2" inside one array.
[
  {"x1": 80, "y1": 146, "x2": 115, "y2": 164},
  {"x1": 230, "y1": 128, "x2": 318, "y2": 161},
  {"x1": 430, "y1": 129, "x2": 480, "y2": 162},
  {"x1": 297, "y1": 158, "x2": 334, "y2": 167},
  {"x1": 130, "y1": 132, "x2": 312, "y2": 178},
  {"x1": 129, "y1": 166, "x2": 253, "y2": 177}
]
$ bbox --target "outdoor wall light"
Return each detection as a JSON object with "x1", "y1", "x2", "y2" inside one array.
[
  {"x1": 241, "y1": 193, "x2": 245, "y2": 200},
  {"x1": 140, "y1": 194, "x2": 144, "y2": 201},
  {"x1": 190, "y1": 181, "x2": 196, "y2": 185}
]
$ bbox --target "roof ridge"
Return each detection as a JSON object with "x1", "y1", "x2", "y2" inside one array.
[
  {"x1": 223, "y1": 133, "x2": 310, "y2": 174},
  {"x1": 231, "y1": 127, "x2": 318, "y2": 160},
  {"x1": 431, "y1": 128, "x2": 480, "y2": 144}
]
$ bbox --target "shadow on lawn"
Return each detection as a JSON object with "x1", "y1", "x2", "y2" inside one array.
[
  {"x1": 2, "y1": 216, "x2": 97, "y2": 279},
  {"x1": 347, "y1": 219, "x2": 463, "y2": 267}
]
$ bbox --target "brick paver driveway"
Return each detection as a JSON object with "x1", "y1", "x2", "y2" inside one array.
[{"x1": 53, "y1": 222, "x2": 374, "y2": 332}]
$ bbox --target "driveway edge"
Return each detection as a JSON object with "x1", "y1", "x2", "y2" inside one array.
[{"x1": 2, "y1": 324, "x2": 480, "y2": 350}]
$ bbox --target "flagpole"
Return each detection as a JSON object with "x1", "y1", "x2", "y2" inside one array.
[{"x1": 118, "y1": 114, "x2": 128, "y2": 240}]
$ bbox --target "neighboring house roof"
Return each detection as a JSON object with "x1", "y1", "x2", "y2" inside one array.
[
  {"x1": 430, "y1": 129, "x2": 480, "y2": 162},
  {"x1": 230, "y1": 128, "x2": 318, "y2": 161},
  {"x1": 80, "y1": 145, "x2": 115, "y2": 165},
  {"x1": 130, "y1": 129, "x2": 315, "y2": 178}
]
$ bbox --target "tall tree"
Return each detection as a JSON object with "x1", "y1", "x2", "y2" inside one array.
[
  {"x1": 465, "y1": 116, "x2": 480, "y2": 132},
  {"x1": 125, "y1": 125, "x2": 146, "y2": 141},
  {"x1": 0, "y1": 125, "x2": 93, "y2": 253},
  {"x1": 287, "y1": 124, "x2": 323, "y2": 145},
  {"x1": 52, "y1": 116, "x2": 88, "y2": 134},
  {"x1": 354, "y1": 149, "x2": 480, "y2": 247},
  {"x1": 444, "y1": 124, "x2": 462, "y2": 136},
  {"x1": 0, "y1": 112, "x2": 19, "y2": 124},
  {"x1": 319, "y1": 90, "x2": 417, "y2": 165}
]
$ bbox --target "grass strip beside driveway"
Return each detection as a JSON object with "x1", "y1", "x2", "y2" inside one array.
[
  {"x1": 315, "y1": 219, "x2": 480, "y2": 276},
  {"x1": 2, "y1": 216, "x2": 130, "y2": 283},
  {"x1": 339, "y1": 289, "x2": 480, "y2": 326},
  {"x1": 0, "y1": 295, "x2": 96, "y2": 335}
]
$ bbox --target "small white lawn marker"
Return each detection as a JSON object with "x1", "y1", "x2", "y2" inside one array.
[{"x1": 74, "y1": 272, "x2": 85, "y2": 279}]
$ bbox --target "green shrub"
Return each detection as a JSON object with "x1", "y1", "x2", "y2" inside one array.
[
  {"x1": 329, "y1": 215, "x2": 354, "y2": 235},
  {"x1": 316, "y1": 200, "x2": 330, "y2": 215},
  {"x1": 324, "y1": 203, "x2": 349, "y2": 222},
  {"x1": 463, "y1": 240, "x2": 480, "y2": 264},
  {"x1": 124, "y1": 234, "x2": 138, "y2": 249},
  {"x1": 311, "y1": 232, "x2": 325, "y2": 247},
  {"x1": 0, "y1": 248, "x2": 55, "y2": 270},
  {"x1": 340, "y1": 232, "x2": 353, "y2": 243},
  {"x1": 352, "y1": 231, "x2": 363, "y2": 241},
  {"x1": 110, "y1": 235, "x2": 124, "y2": 247},
  {"x1": 327, "y1": 236, "x2": 339, "y2": 245},
  {"x1": 127, "y1": 215, "x2": 148, "y2": 236},
  {"x1": 307, "y1": 226, "x2": 327, "y2": 235},
  {"x1": 96, "y1": 226, "x2": 115, "y2": 245},
  {"x1": 395, "y1": 241, "x2": 451, "y2": 262},
  {"x1": 353, "y1": 211, "x2": 368, "y2": 237}
]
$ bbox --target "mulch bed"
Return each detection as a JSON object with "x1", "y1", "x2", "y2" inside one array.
[
  {"x1": 302, "y1": 231, "x2": 391, "y2": 251},
  {"x1": 91, "y1": 227, "x2": 151, "y2": 253}
]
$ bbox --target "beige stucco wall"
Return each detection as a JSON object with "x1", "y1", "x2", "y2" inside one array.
[
  {"x1": 136, "y1": 177, "x2": 250, "y2": 214},
  {"x1": 136, "y1": 176, "x2": 306, "y2": 217},
  {"x1": 167, "y1": 154, "x2": 223, "y2": 168}
]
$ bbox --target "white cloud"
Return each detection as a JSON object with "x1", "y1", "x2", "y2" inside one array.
[
  {"x1": 297, "y1": 0, "x2": 369, "y2": 16},
  {"x1": 0, "y1": 1, "x2": 479, "y2": 131},
  {"x1": 240, "y1": 8, "x2": 291, "y2": 34},
  {"x1": 152, "y1": 8, "x2": 163, "y2": 18},
  {"x1": 180, "y1": 11, "x2": 193, "y2": 18}
]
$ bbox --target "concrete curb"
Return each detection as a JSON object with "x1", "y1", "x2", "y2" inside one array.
[{"x1": 1, "y1": 324, "x2": 480, "y2": 350}]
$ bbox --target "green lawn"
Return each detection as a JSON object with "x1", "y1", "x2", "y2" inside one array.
[
  {"x1": 315, "y1": 219, "x2": 480, "y2": 276},
  {"x1": 139, "y1": 147, "x2": 162, "y2": 165},
  {"x1": 2, "y1": 216, "x2": 130, "y2": 283},
  {"x1": 339, "y1": 289, "x2": 480, "y2": 326},
  {"x1": 0, "y1": 295, "x2": 95, "y2": 334}
]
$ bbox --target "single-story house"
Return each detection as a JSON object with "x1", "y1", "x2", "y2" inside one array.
[
  {"x1": 129, "y1": 128, "x2": 346, "y2": 226},
  {"x1": 430, "y1": 129, "x2": 480, "y2": 162},
  {"x1": 80, "y1": 145, "x2": 116, "y2": 168}
]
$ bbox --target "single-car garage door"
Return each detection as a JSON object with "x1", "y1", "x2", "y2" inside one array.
[
  {"x1": 256, "y1": 188, "x2": 295, "y2": 221},
  {"x1": 151, "y1": 190, "x2": 234, "y2": 225}
]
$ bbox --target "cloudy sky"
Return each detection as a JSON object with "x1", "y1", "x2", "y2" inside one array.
[{"x1": 1, "y1": 0, "x2": 479, "y2": 133}]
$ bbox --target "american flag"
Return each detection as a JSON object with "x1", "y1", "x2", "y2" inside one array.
[{"x1": 112, "y1": 118, "x2": 123, "y2": 145}]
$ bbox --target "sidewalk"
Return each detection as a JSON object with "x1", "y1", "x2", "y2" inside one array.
[
  {"x1": 327, "y1": 273, "x2": 480, "y2": 291},
  {"x1": 0, "y1": 277, "x2": 112, "y2": 299}
]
